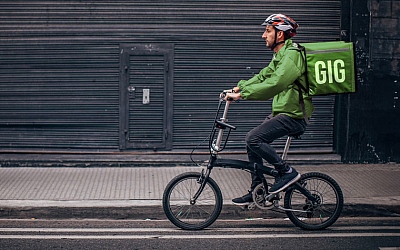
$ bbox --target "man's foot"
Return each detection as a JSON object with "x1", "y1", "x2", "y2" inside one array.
[
  {"x1": 232, "y1": 191, "x2": 253, "y2": 205},
  {"x1": 269, "y1": 169, "x2": 301, "y2": 194}
]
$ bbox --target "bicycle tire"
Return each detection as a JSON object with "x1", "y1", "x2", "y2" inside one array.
[
  {"x1": 162, "y1": 172, "x2": 223, "y2": 230},
  {"x1": 284, "y1": 172, "x2": 344, "y2": 230}
]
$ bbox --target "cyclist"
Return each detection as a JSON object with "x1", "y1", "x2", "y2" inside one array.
[{"x1": 224, "y1": 14, "x2": 314, "y2": 205}]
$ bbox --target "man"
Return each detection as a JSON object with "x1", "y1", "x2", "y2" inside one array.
[{"x1": 224, "y1": 14, "x2": 314, "y2": 205}]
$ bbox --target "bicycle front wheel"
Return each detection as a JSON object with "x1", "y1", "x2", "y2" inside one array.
[
  {"x1": 162, "y1": 172, "x2": 223, "y2": 230},
  {"x1": 284, "y1": 172, "x2": 344, "y2": 230}
]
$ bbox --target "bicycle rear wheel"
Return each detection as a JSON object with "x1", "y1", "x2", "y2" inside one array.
[
  {"x1": 162, "y1": 172, "x2": 223, "y2": 230},
  {"x1": 284, "y1": 172, "x2": 344, "y2": 230}
]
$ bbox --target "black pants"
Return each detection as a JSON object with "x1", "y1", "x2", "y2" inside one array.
[{"x1": 245, "y1": 114, "x2": 307, "y2": 190}]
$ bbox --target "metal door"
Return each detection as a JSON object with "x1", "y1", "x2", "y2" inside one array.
[{"x1": 119, "y1": 44, "x2": 174, "y2": 150}]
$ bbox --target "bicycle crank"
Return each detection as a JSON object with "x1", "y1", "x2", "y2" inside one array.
[{"x1": 252, "y1": 183, "x2": 278, "y2": 210}]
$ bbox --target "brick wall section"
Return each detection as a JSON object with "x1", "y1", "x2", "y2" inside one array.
[
  {"x1": 342, "y1": 0, "x2": 400, "y2": 162},
  {"x1": 370, "y1": 0, "x2": 400, "y2": 77}
]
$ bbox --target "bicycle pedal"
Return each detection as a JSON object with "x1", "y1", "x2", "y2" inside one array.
[{"x1": 247, "y1": 202, "x2": 256, "y2": 210}]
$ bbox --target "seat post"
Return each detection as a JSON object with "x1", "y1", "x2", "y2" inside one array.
[{"x1": 281, "y1": 136, "x2": 292, "y2": 160}]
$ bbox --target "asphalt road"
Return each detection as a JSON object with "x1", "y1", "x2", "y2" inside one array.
[{"x1": 0, "y1": 217, "x2": 399, "y2": 250}]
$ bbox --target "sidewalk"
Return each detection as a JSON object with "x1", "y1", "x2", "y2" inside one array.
[{"x1": 0, "y1": 155, "x2": 399, "y2": 219}]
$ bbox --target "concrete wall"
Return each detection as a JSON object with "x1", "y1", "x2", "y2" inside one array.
[
  {"x1": 341, "y1": 0, "x2": 400, "y2": 162},
  {"x1": 370, "y1": 0, "x2": 400, "y2": 77}
]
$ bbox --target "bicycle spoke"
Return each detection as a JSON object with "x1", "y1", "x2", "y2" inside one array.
[
  {"x1": 284, "y1": 172, "x2": 343, "y2": 230},
  {"x1": 163, "y1": 172, "x2": 222, "y2": 230}
]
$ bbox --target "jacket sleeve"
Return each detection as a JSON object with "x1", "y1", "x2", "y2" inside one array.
[{"x1": 238, "y1": 50, "x2": 303, "y2": 101}]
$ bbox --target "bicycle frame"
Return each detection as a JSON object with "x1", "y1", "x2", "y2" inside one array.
[
  {"x1": 162, "y1": 95, "x2": 343, "y2": 231},
  {"x1": 191, "y1": 96, "x2": 317, "y2": 207}
]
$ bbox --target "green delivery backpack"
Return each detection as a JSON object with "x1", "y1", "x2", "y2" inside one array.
[
  {"x1": 293, "y1": 41, "x2": 356, "y2": 123},
  {"x1": 295, "y1": 41, "x2": 356, "y2": 96}
]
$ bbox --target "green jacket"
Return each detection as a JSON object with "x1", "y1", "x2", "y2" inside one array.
[{"x1": 238, "y1": 39, "x2": 314, "y2": 119}]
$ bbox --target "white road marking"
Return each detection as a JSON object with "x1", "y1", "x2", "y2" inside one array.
[
  {"x1": 0, "y1": 226, "x2": 399, "y2": 239},
  {"x1": 0, "y1": 226, "x2": 399, "y2": 233},
  {"x1": 0, "y1": 233, "x2": 399, "y2": 240}
]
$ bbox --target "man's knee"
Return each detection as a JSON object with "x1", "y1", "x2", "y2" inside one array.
[
  {"x1": 245, "y1": 132, "x2": 257, "y2": 147},
  {"x1": 246, "y1": 132, "x2": 275, "y2": 146},
  {"x1": 245, "y1": 133, "x2": 251, "y2": 145}
]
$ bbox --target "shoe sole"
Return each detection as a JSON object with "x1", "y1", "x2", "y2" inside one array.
[
  {"x1": 232, "y1": 201, "x2": 253, "y2": 206},
  {"x1": 268, "y1": 173, "x2": 301, "y2": 194}
]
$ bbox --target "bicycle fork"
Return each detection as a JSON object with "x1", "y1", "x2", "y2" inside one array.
[
  {"x1": 190, "y1": 156, "x2": 216, "y2": 204},
  {"x1": 190, "y1": 100, "x2": 230, "y2": 204}
]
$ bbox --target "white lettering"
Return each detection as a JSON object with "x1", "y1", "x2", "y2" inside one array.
[
  {"x1": 314, "y1": 59, "x2": 346, "y2": 84},
  {"x1": 315, "y1": 61, "x2": 326, "y2": 84},
  {"x1": 327, "y1": 60, "x2": 333, "y2": 84},
  {"x1": 334, "y1": 59, "x2": 346, "y2": 83}
]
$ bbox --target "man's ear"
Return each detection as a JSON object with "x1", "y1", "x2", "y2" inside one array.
[{"x1": 277, "y1": 30, "x2": 285, "y2": 40}]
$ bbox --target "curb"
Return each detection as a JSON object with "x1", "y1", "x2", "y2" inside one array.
[{"x1": 1, "y1": 204, "x2": 399, "y2": 220}]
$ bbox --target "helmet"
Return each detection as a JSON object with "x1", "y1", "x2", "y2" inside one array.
[{"x1": 261, "y1": 14, "x2": 298, "y2": 37}]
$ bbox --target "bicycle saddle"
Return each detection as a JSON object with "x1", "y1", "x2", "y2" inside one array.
[{"x1": 289, "y1": 131, "x2": 304, "y2": 139}]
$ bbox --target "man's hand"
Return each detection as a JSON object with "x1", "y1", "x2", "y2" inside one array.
[
  {"x1": 222, "y1": 87, "x2": 240, "y2": 94},
  {"x1": 222, "y1": 88, "x2": 234, "y2": 94},
  {"x1": 224, "y1": 92, "x2": 241, "y2": 101},
  {"x1": 220, "y1": 87, "x2": 241, "y2": 101}
]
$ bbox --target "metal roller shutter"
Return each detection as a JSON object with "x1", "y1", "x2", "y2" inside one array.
[{"x1": 0, "y1": 0, "x2": 341, "y2": 152}]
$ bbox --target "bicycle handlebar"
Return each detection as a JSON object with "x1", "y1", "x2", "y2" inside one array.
[
  {"x1": 209, "y1": 91, "x2": 237, "y2": 153},
  {"x1": 220, "y1": 91, "x2": 234, "y2": 102}
]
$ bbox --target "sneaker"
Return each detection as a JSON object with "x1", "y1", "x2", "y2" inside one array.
[
  {"x1": 232, "y1": 191, "x2": 253, "y2": 205},
  {"x1": 268, "y1": 169, "x2": 301, "y2": 194}
]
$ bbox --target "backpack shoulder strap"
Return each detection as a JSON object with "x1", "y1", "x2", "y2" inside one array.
[
  {"x1": 292, "y1": 43, "x2": 310, "y2": 124},
  {"x1": 294, "y1": 80, "x2": 309, "y2": 124},
  {"x1": 295, "y1": 43, "x2": 310, "y2": 93}
]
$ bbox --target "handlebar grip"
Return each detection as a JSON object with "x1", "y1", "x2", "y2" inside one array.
[{"x1": 220, "y1": 91, "x2": 234, "y2": 102}]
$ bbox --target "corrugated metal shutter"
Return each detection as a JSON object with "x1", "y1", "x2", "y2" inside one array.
[
  {"x1": 0, "y1": 0, "x2": 341, "y2": 152},
  {"x1": 171, "y1": 1, "x2": 341, "y2": 152},
  {"x1": 0, "y1": 43, "x2": 120, "y2": 150},
  {"x1": 128, "y1": 55, "x2": 165, "y2": 146}
]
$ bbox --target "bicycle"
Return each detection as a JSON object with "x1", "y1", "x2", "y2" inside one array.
[{"x1": 162, "y1": 92, "x2": 344, "y2": 230}]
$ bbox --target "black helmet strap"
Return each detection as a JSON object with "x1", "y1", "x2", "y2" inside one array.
[{"x1": 269, "y1": 28, "x2": 285, "y2": 50}]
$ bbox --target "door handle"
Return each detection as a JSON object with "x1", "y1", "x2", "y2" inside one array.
[{"x1": 128, "y1": 86, "x2": 136, "y2": 97}]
